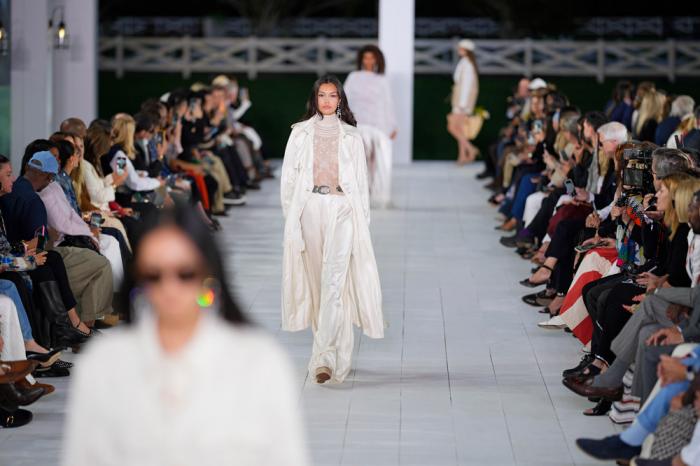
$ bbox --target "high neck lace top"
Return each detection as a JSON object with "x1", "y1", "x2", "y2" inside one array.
[{"x1": 313, "y1": 114, "x2": 343, "y2": 195}]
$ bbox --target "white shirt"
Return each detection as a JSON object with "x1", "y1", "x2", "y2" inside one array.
[
  {"x1": 452, "y1": 57, "x2": 477, "y2": 113},
  {"x1": 344, "y1": 70, "x2": 397, "y2": 137},
  {"x1": 109, "y1": 149, "x2": 161, "y2": 192},
  {"x1": 682, "y1": 421, "x2": 700, "y2": 465},
  {"x1": 81, "y1": 159, "x2": 116, "y2": 210},
  {"x1": 62, "y1": 313, "x2": 309, "y2": 466},
  {"x1": 688, "y1": 230, "x2": 700, "y2": 286}
]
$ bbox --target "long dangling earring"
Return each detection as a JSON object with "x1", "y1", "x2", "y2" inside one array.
[
  {"x1": 197, "y1": 277, "x2": 219, "y2": 309},
  {"x1": 336, "y1": 104, "x2": 342, "y2": 119}
]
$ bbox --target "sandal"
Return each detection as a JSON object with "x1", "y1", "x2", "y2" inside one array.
[
  {"x1": 519, "y1": 265, "x2": 552, "y2": 288},
  {"x1": 522, "y1": 289, "x2": 556, "y2": 307},
  {"x1": 583, "y1": 399, "x2": 612, "y2": 416}
]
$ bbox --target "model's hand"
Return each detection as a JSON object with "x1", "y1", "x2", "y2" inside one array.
[{"x1": 390, "y1": 130, "x2": 397, "y2": 140}]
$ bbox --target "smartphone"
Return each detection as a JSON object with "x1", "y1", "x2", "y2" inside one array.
[
  {"x1": 564, "y1": 178, "x2": 575, "y2": 196},
  {"x1": 240, "y1": 87, "x2": 249, "y2": 101},
  {"x1": 116, "y1": 157, "x2": 127, "y2": 175},
  {"x1": 33, "y1": 226, "x2": 47, "y2": 252},
  {"x1": 89, "y1": 213, "x2": 104, "y2": 228},
  {"x1": 188, "y1": 98, "x2": 198, "y2": 113}
]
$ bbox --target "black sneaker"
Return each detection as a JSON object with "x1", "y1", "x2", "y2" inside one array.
[
  {"x1": 576, "y1": 435, "x2": 641, "y2": 461},
  {"x1": 562, "y1": 353, "x2": 595, "y2": 378}
]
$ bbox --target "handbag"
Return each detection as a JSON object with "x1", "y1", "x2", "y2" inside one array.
[
  {"x1": 462, "y1": 114, "x2": 484, "y2": 141},
  {"x1": 60, "y1": 235, "x2": 100, "y2": 254}
]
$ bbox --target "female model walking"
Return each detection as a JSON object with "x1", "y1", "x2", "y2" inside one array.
[
  {"x1": 281, "y1": 75, "x2": 384, "y2": 385},
  {"x1": 344, "y1": 45, "x2": 397, "y2": 208},
  {"x1": 446, "y1": 39, "x2": 480, "y2": 164}
]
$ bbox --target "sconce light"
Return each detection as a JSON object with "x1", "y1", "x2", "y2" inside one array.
[{"x1": 49, "y1": 6, "x2": 68, "y2": 50}]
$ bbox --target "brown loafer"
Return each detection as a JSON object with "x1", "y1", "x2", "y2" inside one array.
[
  {"x1": 315, "y1": 367, "x2": 332, "y2": 384},
  {"x1": 562, "y1": 376, "x2": 623, "y2": 401},
  {"x1": 0, "y1": 361, "x2": 40, "y2": 384},
  {"x1": 15, "y1": 378, "x2": 55, "y2": 396}
]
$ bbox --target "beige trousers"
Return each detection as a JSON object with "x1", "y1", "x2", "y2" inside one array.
[
  {"x1": 301, "y1": 194, "x2": 355, "y2": 383},
  {"x1": 54, "y1": 246, "x2": 113, "y2": 322},
  {"x1": 204, "y1": 154, "x2": 233, "y2": 213}
]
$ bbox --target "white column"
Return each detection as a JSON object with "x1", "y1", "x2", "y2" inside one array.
[
  {"x1": 50, "y1": 0, "x2": 97, "y2": 131},
  {"x1": 379, "y1": 0, "x2": 414, "y2": 164},
  {"x1": 10, "y1": 0, "x2": 50, "y2": 171}
]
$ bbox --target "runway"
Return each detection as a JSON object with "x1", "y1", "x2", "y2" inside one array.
[{"x1": 1, "y1": 161, "x2": 618, "y2": 466}]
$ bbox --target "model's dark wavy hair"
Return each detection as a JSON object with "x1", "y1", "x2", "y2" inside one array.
[
  {"x1": 120, "y1": 202, "x2": 249, "y2": 326},
  {"x1": 301, "y1": 74, "x2": 357, "y2": 127},
  {"x1": 356, "y1": 45, "x2": 386, "y2": 74}
]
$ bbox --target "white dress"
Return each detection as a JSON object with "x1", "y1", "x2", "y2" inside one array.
[
  {"x1": 62, "y1": 312, "x2": 309, "y2": 466},
  {"x1": 344, "y1": 70, "x2": 397, "y2": 208},
  {"x1": 451, "y1": 57, "x2": 478, "y2": 115}
]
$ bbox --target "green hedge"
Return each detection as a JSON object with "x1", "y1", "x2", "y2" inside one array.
[{"x1": 99, "y1": 72, "x2": 700, "y2": 161}]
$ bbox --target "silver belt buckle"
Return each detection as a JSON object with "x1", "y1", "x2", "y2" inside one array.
[{"x1": 315, "y1": 185, "x2": 331, "y2": 195}]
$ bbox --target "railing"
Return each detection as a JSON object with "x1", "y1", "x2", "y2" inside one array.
[
  {"x1": 101, "y1": 17, "x2": 700, "y2": 39},
  {"x1": 99, "y1": 37, "x2": 700, "y2": 82}
]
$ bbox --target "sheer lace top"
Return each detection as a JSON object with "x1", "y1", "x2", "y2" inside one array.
[{"x1": 313, "y1": 114, "x2": 343, "y2": 195}]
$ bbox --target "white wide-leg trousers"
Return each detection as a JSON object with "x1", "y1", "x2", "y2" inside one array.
[
  {"x1": 359, "y1": 125, "x2": 392, "y2": 209},
  {"x1": 301, "y1": 194, "x2": 354, "y2": 383}
]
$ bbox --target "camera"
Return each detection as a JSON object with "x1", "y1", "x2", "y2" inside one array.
[{"x1": 622, "y1": 146, "x2": 655, "y2": 195}]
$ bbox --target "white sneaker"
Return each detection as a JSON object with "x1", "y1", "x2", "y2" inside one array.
[{"x1": 538, "y1": 315, "x2": 567, "y2": 329}]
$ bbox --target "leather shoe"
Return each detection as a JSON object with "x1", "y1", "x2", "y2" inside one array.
[
  {"x1": 0, "y1": 407, "x2": 33, "y2": 428},
  {"x1": 576, "y1": 435, "x2": 641, "y2": 461},
  {"x1": 0, "y1": 360, "x2": 40, "y2": 384},
  {"x1": 15, "y1": 378, "x2": 54, "y2": 396},
  {"x1": 562, "y1": 376, "x2": 623, "y2": 401},
  {"x1": 0, "y1": 383, "x2": 46, "y2": 406}
]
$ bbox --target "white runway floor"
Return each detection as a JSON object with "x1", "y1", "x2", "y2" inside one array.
[{"x1": 1, "y1": 162, "x2": 619, "y2": 465}]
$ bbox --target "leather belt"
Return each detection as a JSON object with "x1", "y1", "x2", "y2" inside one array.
[{"x1": 312, "y1": 185, "x2": 343, "y2": 194}]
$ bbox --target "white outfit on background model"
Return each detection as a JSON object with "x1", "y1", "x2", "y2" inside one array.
[
  {"x1": 281, "y1": 113, "x2": 384, "y2": 384},
  {"x1": 451, "y1": 56, "x2": 479, "y2": 115},
  {"x1": 62, "y1": 311, "x2": 309, "y2": 466},
  {"x1": 344, "y1": 70, "x2": 397, "y2": 208}
]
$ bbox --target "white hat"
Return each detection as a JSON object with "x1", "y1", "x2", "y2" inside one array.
[
  {"x1": 458, "y1": 39, "x2": 475, "y2": 51},
  {"x1": 528, "y1": 78, "x2": 548, "y2": 91}
]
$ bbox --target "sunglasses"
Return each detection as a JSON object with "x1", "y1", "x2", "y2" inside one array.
[{"x1": 138, "y1": 267, "x2": 203, "y2": 286}]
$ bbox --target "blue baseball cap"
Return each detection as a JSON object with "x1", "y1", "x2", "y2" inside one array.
[{"x1": 27, "y1": 151, "x2": 59, "y2": 175}]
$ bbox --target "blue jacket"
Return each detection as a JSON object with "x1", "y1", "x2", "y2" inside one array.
[{"x1": 0, "y1": 177, "x2": 48, "y2": 243}]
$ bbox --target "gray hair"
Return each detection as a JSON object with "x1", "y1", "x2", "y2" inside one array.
[
  {"x1": 671, "y1": 95, "x2": 696, "y2": 118},
  {"x1": 597, "y1": 121, "x2": 628, "y2": 144},
  {"x1": 653, "y1": 147, "x2": 694, "y2": 179}
]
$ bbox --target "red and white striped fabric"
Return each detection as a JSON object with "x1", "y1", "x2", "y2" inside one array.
[{"x1": 559, "y1": 248, "x2": 619, "y2": 345}]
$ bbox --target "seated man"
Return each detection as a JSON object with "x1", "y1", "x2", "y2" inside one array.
[{"x1": 0, "y1": 151, "x2": 113, "y2": 328}]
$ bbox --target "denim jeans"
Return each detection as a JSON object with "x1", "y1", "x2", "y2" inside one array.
[{"x1": 0, "y1": 279, "x2": 32, "y2": 340}]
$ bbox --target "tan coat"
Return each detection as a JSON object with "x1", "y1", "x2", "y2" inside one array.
[{"x1": 280, "y1": 115, "x2": 384, "y2": 339}]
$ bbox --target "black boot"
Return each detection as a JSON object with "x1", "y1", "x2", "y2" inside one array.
[
  {"x1": 0, "y1": 383, "x2": 45, "y2": 407},
  {"x1": 35, "y1": 282, "x2": 88, "y2": 348}
]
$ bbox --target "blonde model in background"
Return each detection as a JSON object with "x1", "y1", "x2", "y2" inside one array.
[
  {"x1": 281, "y1": 75, "x2": 384, "y2": 385},
  {"x1": 63, "y1": 206, "x2": 308, "y2": 466},
  {"x1": 447, "y1": 39, "x2": 480, "y2": 165},
  {"x1": 344, "y1": 45, "x2": 397, "y2": 208}
]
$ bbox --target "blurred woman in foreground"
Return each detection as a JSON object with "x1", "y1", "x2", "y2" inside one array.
[{"x1": 63, "y1": 204, "x2": 308, "y2": 466}]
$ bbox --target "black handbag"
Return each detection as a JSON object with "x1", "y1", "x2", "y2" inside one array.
[{"x1": 60, "y1": 235, "x2": 100, "y2": 254}]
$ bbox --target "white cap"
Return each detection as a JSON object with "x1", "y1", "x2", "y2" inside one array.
[
  {"x1": 458, "y1": 39, "x2": 475, "y2": 51},
  {"x1": 528, "y1": 78, "x2": 548, "y2": 91},
  {"x1": 212, "y1": 74, "x2": 231, "y2": 87}
]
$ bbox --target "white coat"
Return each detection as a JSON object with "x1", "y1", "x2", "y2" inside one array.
[{"x1": 280, "y1": 115, "x2": 384, "y2": 339}]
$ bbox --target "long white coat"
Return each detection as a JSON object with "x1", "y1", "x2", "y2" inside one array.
[{"x1": 281, "y1": 115, "x2": 384, "y2": 339}]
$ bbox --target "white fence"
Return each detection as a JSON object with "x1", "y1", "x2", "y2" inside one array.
[{"x1": 99, "y1": 37, "x2": 700, "y2": 82}]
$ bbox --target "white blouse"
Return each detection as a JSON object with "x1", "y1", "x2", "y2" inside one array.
[
  {"x1": 344, "y1": 70, "x2": 397, "y2": 137},
  {"x1": 109, "y1": 150, "x2": 161, "y2": 192},
  {"x1": 62, "y1": 313, "x2": 309, "y2": 466},
  {"x1": 81, "y1": 159, "x2": 115, "y2": 210}
]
